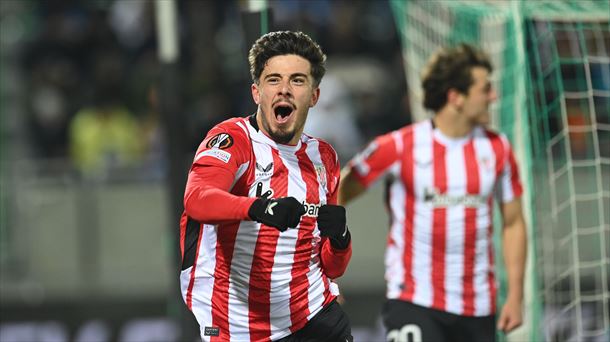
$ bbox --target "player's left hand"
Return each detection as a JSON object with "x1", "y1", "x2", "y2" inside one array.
[
  {"x1": 497, "y1": 297, "x2": 523, "y2": 333},
  {"x1": 317, "y1": 204, "x2": 346, "y2": 238},
  {"x1": 317, "y1": 204, "x2": 350, "y2": 249}
]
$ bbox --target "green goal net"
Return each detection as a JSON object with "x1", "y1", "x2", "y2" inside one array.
[{"x1": 390, "y1": 0, "x2": 609, "y2": 341}]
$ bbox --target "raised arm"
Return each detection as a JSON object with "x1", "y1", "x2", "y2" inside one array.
[
  {"x1": 337, "y1": 167, "x2": 367, "y2": 206},
  {"x1": 338, "y1": 131, "x2": 401, "y2": 206},
  {"x1": 184, "y1": 164, "x2": 255, "y2": 224},
  {"x1": 318, "y1": 145, "x2": 352, "y2": 279},
  {"x1": 184, "y1": 122, "x2": 304, "y2": 230},
  {"x1": 183, "y1": 123, "x2": 255, "y2": 224}
]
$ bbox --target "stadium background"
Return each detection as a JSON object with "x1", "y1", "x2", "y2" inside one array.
[{"x1": 0, "y1": 0, "x2": 608, "y2": 341}]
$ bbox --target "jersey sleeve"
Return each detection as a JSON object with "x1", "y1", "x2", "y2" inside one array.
[
  {"x1": 347, "y1": 131, "x2": 400, "y2": 188},
  {"x1": 317, "y1": 141, "x2": 351, "y2": 279},
  {"x1": 191, "y1": 121, "x2": 250, "y2": 175},
  {"x1": 320, "y1": 141, "x2": 341, "y2": 205},
  {"x1": 320, "y1": 238, "x2": 352, "y2": 279},
  {"x1": 183, "y1": 120, "x2": 256, "y2": 224},
  {"x1": 495, "y1": 135, "x2": 524, "y2": 203}
]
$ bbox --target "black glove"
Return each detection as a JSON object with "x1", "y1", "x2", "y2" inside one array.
[
  {"x1": 248, "y1": 196, "x2": 306, "y2": 232},
  {"x1": 317, "y1": 204, "x2": 351, "y2": 249}
]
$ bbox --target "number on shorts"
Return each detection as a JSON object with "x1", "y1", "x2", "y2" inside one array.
[{"x1": 386, "y1": 324, "x2": 422, "y2": 342}]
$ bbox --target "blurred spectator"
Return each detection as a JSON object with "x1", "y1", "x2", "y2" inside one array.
[
  {"x1": 69, "y1": 91, "x2": 142, "y2": 177},
  {"x1": 304, "y1": 73, "x2": 365, "y2": 164},
  {"x1": 27, "y1": 72, "x2": 71, "y2": 158},
  {"x1": 108, "y1": 0, "x2": 154, "y2": 53},
  {"x1": 17, "y1": 0, "x2": 409, "y2": 170},
  {"x1": 323, "y1": 57, "x2": 409, "y2": 142},
  {"x1": 139, "y1": 85, "x2": 167, "y2": 180}
]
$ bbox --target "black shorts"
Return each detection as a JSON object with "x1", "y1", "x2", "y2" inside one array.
[
  {"x1": 382, "y1": 299, "x2": 495, "y2": 342},
  {"x1": 276, "y1": 299, "x2": 353, "y2": 342}
]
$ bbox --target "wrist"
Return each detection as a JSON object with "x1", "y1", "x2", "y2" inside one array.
[
  {"x1": 506, "y1": 291, "x2": 523, "y2": 303},
  {"x1": 247, "y1": 197, "x2": 268, "y2": 221},
  {"x1": 329, "y1": 226, "x2": 350, "y2": 250}
]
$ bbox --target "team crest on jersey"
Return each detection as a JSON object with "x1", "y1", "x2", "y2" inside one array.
[
  {"x1": 206, "y1": 133, "x2": 234, "y2": 149},
  {"x1": 315, "y1": 164, "x2": 327, "y2": 188},
  {"x1": 479, "y1": 157, "x2": 494, "y2": 171}
]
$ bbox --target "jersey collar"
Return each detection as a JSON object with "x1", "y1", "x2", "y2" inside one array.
[{"x1": 246, "y1": 114, "x2": 303, "y2": 152}]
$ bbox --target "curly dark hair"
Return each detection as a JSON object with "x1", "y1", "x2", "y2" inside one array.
[
  {"x1": 421, "y1": 43, "x2": 493, "y2": 112},
  {"x1": 248, "y1": 31, "x2": 326, "y2": 87}
]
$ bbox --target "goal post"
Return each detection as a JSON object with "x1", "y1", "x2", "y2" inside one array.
[
  {"x1": 390, "y1": 1, "x2": 609, "y2": 341},
  {"x1": 524, "y1": 10, "x2": 609, "y2": 341}
]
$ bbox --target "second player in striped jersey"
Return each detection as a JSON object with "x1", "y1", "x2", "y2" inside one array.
[{"x1": 339, "y1": 44, "x2": 527, "y2": 342}]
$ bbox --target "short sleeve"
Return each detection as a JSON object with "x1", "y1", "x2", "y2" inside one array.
[
  {"x1": 347, "y1": 131, "x2": 400, "y2": 188},
  {"x1": 495, "y1": 136, "x2": 523, "y2": 203}
]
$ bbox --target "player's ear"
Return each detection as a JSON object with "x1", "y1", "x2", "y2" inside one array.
[
  {"x1": 447, "y1": 88, "x2": 464, "y2": 108},
  {"x1": 309, "y1": 87, "x2": 320, "y2": 107},
  {"x1": 252, "y1": 83, "x2": 261, "y2": 105}
]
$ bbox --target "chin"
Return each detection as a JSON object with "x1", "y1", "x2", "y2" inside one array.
[
  {"x1": 270, "y1": 129, "x2": 295, "y2": 145},
  {"x1": 477, "y1": 113, "x2": 491, "y2": 125}
]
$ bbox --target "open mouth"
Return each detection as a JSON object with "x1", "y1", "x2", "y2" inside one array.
[{"x1": 273, "y1": 104, "x2": 294, "y2": 124}]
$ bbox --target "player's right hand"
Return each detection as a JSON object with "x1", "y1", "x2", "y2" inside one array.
[{"x1": 248, "y1": 196, "x2": 306, "y2": 232}]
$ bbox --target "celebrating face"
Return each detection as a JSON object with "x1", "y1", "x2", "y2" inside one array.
[{"x1": 252, "y1": 54, "x2": 320, "y2": 145}]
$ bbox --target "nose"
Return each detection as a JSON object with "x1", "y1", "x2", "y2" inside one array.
[
  {"x1": 279, "y1": 79, "x2": 292, "y2": 96},
  {"x1": 489, "y1": 88, "x2": 498, "y2": 101}
]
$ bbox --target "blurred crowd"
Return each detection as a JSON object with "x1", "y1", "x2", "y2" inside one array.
[{"x1": 1, "y1": 0, "x2": 410, "y2": 179}]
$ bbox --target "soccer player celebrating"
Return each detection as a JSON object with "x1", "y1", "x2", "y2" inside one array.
[
  {"x1": 339, "y1": 44, "x2": 527, "y2": 341},
  {"x1": 179, "y1": 31, "x2": 352, "y2": 342}
]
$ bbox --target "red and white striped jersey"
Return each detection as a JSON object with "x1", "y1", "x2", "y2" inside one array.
[
  {"x1": 348, "y1": 119, "x2": 522, "y2": 316},
  {"x1": 180, "y1": 116, "x2": 348, "y2": 341}
]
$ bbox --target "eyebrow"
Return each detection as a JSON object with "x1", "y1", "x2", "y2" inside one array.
[{"x1": 263, "y1": 72, "x2": 308, "y2": 80}]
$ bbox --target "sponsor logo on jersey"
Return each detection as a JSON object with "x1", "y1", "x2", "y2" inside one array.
[
  {"x1": 256, "y1": 162, "x2": 273, "y2": 173},
  {"x1": 204, "y1": 326, "x2": 220, "y2": 336},
  {"x1": 252, "y1": 184, "x2": 321, "y2": 218},
  {"x1": 423, "y1": 187, "x2": 486, "y2": 207},
  {"x1": 198, "y1": 149, "x2": 231, "y2": 163},
  {"x1": 255, "y1": 162, "x2": 274, "y2": 178},
  {"x1": 302, "y1": 201, "x2": 320, "y2": 217},
  {"x1": 206, "y1": 133, "x2": 234, "y2": 149}
]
